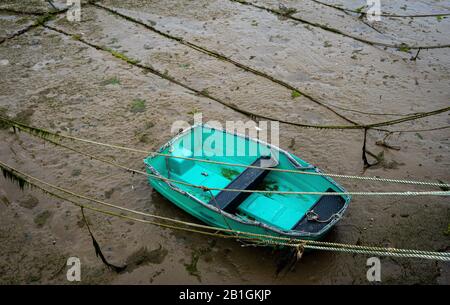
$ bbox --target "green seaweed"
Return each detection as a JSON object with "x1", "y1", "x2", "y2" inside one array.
[
  {"x1": 256, "y1": 179, "x2": 279, "y2": 197},
  {"x1": 200, "y1": 88, "x2": 210, "y2": 96},
  {"x1": 184, "y1": 247, "x2": 212, "y2": 282},
  {"x1": 107, "y1": 48, "x2": 140, "y2": 65},
  {"x1": 34, "y1": 13, "x2": 55, "y2": 26},
  {"x1": 184, "y1": 251, "x2": 201, "y2": 281},
  {"x1": 187, "y1": 107, "x2": 200, "y2": 115},
  {"x1": 130, "y1": 99, "x2": 146, "y2": 113},
  {"x1": 355, "y1": 6, "x2": 365, "y2": 13},
  {"x1": 398, "y1": 44, "x2": 411, "y2": 53},
  {"x1": 291, "y1": 90, "x2": 302, "y2": 99},
  {"x1": 71, "y1": 34, "x2": 82, "y2": 41},
  {"x1": 221, "y1": 168, "x2": 240, "y2": 180},
  {"x1": 101, "y1": 76, "x2": 121, "y2": 86},
  {"x1": 1, "y1": 166, "x2": 28, "y2": 190},
  {"x1": 444, "y1": 223, "x2": 450, "y2": 236},
  {"x1": 278, "y1": 6, "x2": 297, "y2": 16}
]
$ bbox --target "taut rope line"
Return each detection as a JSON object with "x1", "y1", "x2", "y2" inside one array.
[
  {"x1": 1, "y1": 160, "x2": 449, "y2": 261},
  {"x1": 2, "y1": 116, "x2": 449, "y2": 189}
]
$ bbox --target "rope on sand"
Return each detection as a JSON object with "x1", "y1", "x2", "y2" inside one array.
[
  {"x1": 1, "y1": 160, "x2": 449, "y2": 261},
  {"x1": 2, "y1": 116, "x2": 449, "y2": 189}
]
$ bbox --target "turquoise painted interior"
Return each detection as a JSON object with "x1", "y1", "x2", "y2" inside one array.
[{"x1": 144, "y1": 126, "x2": 342, "y2": 231}]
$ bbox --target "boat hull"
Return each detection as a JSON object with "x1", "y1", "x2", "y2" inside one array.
[{"x1": 144, "y1": 124, "x2": 351, "y2": 243}]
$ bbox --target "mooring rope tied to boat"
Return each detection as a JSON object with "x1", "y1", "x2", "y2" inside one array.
[
  {"x1": 1, "y1": 137, "x2": 446, "y2": 197},
  {"x1": 3, "y1": 159, "x2": 450, "y2": 259},
  {"x1": 1, "y1": 160, "x2": 449, "y2": 261},
  {"x1": 2, "y1": 116, "x2": 449, "y2": 189},
  {"x1": 1, "y1": 130, "x2": 449, "y2": 196}
]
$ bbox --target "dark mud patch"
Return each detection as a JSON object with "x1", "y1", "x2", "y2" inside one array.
[
  {"x1": 365, "y1": 150, "x2": 405, "y2": 170},
  {"x1": 104, "y1": 187, "x2": 115, "y2": 199},
  {"x1": 71, "y1": 168, "x2": 82, "y2": 177},
  {"x1": 18, "y1": 194, "x2": 39, "y2": 209},
  {"x1": 34, "y1": 210, "x2": 52, "y2": 227},
  {"x1": 0, "y1": 107, "x2": 34, "y2": 129},
  {"x1": 0, "y1": 107, "x2": 8, "y2": 129},
  {"x1": 0, "y1": 189, "x2": 10, "y2": 206},
  {"x1": 123, "y1": 244, "x2": 168, "y2": 273},
  {"x1": 184, "y1": 243, "x2": 215, "y2": 282}
]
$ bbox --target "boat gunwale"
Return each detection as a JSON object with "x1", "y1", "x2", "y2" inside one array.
[{"x1": 144, "y1": 124, "x2": 351, "y2": 239}]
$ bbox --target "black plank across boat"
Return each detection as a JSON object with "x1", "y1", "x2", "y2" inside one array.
[{"x1": 208, "y1": 157, "x2": 270, "y2": 213}]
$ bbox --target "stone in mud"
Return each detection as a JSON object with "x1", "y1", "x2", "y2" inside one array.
[
  {"x1": 18, "y1": 194, "x2": 39, "y2": 209},
  {"x1": 34, "y1": 210, "x2": 52, "y2": 227}
]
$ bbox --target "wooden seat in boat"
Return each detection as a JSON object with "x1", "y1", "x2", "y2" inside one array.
[{"x1": 208, "y1": 157, "x2": 270, "y2": 213}]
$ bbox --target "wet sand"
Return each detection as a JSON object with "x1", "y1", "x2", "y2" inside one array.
[{"x1": 0, "y1": 0, "x2": 449, "y2": 284}]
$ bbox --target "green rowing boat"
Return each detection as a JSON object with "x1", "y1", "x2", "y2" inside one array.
[{"x1": 144, "y1": 125, "x2": 350, "y2": 242}]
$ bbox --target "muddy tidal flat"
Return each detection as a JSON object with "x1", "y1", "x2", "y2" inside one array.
[{"x1": 0, "y1": 0, "x2": 449, "y2": 284}]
